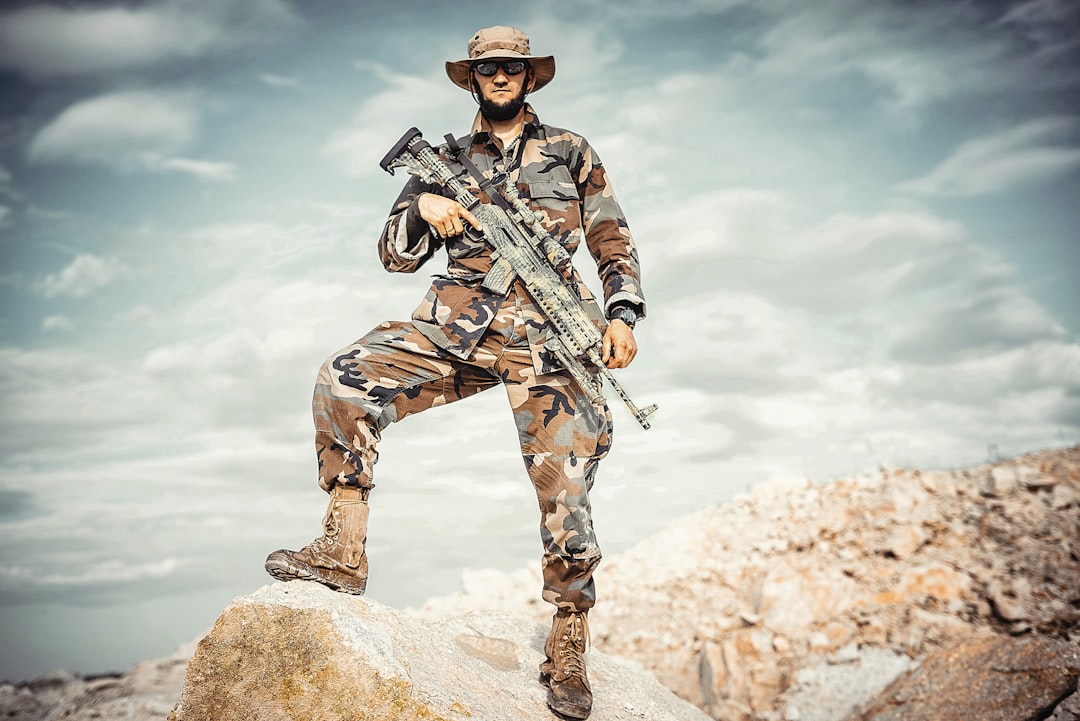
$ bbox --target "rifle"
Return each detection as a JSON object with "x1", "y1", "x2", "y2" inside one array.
[{"x1": 380, "y1": 128, "x2": 658, "y2": 430}]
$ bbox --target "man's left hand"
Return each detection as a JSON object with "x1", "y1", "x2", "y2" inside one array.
[{"x1": 601, "y1": 321, "x2": 637, "y2": 369}]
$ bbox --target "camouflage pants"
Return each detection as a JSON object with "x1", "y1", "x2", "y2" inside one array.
[{"x1": 312, "y1": 293, "x2": 613, "y2": 612}]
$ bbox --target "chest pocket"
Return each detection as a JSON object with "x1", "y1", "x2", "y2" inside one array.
[
  {"x1": 520, "y1": 161, "x2": 577, "y2": 199},
  {"x1": 520, "y1": 168, "x2": 583, "y2": 248},
  {"x1": 526, "y1": 179, "x2": 578, "y2": 202}
]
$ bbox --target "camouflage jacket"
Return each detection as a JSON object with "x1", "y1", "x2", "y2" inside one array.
[{"x1": 377, "y1": 104, "x2": 646, "y2": 376}]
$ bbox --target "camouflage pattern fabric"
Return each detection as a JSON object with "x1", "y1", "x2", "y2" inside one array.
[
  {"x1": 378, "y1": 104, "x2": 646, "y2": 377},
  {"x1": 313, "y1": 289, "x2": 612, "y2": 612}
]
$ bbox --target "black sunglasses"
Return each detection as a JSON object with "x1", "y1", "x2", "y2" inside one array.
[{"x1": 472, "y1": 60, "x2": 529, "y2": 77}]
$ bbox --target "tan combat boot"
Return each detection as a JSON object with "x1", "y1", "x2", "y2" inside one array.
[
  {"x1": 264, "y1": 484, "x2": 369, "y2": 595},
  {"x1": 539, "y1": 610, "x2": 592, "y2": 719}
]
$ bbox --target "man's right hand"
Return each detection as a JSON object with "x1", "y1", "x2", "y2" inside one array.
[{"x1": 417, "y1": 193, "x2": 483, "y2": 238}]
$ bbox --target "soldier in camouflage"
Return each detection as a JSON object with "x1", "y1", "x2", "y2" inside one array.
[{"x1": 265, "y1": 25, "x2": 646, "y2": 719}]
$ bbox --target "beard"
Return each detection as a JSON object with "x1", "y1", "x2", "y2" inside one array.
[{"x1": 477, "y1": 83, "x2": 527, "y2": 122}]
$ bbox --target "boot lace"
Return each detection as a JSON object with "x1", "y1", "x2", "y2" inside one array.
[
  {"x1": 310, "y1": 493, "x2": 367, "y2": 551},
  {"x1": 556, "y1": 613, "x2": 590, "y2": 681}
]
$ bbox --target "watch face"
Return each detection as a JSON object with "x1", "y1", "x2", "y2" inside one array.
[{"x1": 612, "y1": 308, "x2": 636, "y2": 327}]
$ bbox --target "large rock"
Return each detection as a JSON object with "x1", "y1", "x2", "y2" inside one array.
[
  {"x1": 169, "y1": 581, "x2": 712, "y2": 721},
  {"x1": 848, "y1": 634, "x2": 1080, "y2": 721}
]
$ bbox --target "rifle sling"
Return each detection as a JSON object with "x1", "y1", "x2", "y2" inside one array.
[{"x1": 449, "y1": 147, "x2": 519, "y2": 295}]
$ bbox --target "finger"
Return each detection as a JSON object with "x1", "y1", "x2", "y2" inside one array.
[
  {"x1": 461, "y1": 208, "x2": 484, "y2": 231},
  {"x1": 613, "y1": 343, "x2": 630, "y2": 366}
]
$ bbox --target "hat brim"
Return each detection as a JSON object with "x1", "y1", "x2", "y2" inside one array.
[{"x1": 446, "y1": 52, "x2": 556, "y2": 93}]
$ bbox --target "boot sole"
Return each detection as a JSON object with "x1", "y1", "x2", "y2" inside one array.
[{"x1": 264, "y1": 553, "x2": 366, "y2": 595}]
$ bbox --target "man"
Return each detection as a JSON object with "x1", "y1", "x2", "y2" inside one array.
[{"x1": 265, "y1": 26, "x2": 646, "y2": 720}]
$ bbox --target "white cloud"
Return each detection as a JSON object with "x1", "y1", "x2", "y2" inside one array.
[
  {"x1": 0, "y1": 558, "x2": 180, "y2": 586},
  {"x1": 27, "y1": 90, "x2": 234, "y2": 181},
  {"x1": 750, "y1": 4, "x2": 981, "y2": 113},
  {"x1": 41, "y1": 314, "x2": 73, "y2": 333},
  {"x1": 0, "y1": 0, "x2": 297, "y2": 78},
  {"x1": 29, "y1": 90, "x2": 197, "y2": 163},
  {"x1": 145, "y1": 155, "x2": 237, "y2": 182},
  {"x1": 260, "y1": 73, "x2": 300, "y2": 88},
  {"x1": 640, "y1": 186, "x2": 1069, "y2": 381},
  {"x1": 40, "y1": 253, "x2": 127, "y2": 298},
  {"x1": 897, "y1": 116, "x2": 1080, "y2": 197}
]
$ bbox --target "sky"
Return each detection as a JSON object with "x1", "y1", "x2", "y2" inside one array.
[{"x1": 1, "y1": 0, "x2": 1078, "y2": 682}]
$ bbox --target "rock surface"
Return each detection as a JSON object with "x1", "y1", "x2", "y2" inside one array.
[
  {"x1": 0, "y1": 643, "x2": 193, "y2": 721},
  {"x1": 168, "y1": 581, "x2": 712, "y2": 721},
  {"x1": 848, "y1": 634, "x2": 1080, "y2": 721}
]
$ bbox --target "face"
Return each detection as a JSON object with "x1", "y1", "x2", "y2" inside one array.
[{"x1": 472, "y1": 59, "x2": 532, "y2": 121}]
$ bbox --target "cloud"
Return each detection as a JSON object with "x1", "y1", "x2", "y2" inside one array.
[
  {"x1": 41, "y1": 315, "x2": 73, "y2": 333},
  {"x1": 260, "y1": 73, "x2": 301, "y2": 88},
  {"x1": 0, "y1": 558, "x2": 181, "y2": 586},
  {"x1": 0, "y1": 0, "x2": 297, "y2": 78},
  {"x1": 39, "y1": 253, "x2": 127, "y2": 298},
  {"x1": 887, "y1": 286, "x2": 1066, "y2": 363},
  {"x1": 0, "y1": 164, "x2": 20, "y2": 214},
  {"x1": 638, "y1": 187, "x2": 1071, "y2": 420},
  {"x1": 27, "y1": 89, "x2": 234, "y2": 181},
  {"x1": 29, "y1": 90, "x2": 196, "y2": 162},
  {"x1": 617, "y1": 176, "x2": 1076, "y2": 480},
  {"x1": 897, "y1": 116, "x2": 1080, "y2": 197},
  {"x1": 323, "y1": 63, "x2": 461, "y2": 178},
  {"x1": 145, "y1": 155, "x2": 237, "y2": 182},
  {"x1": 738, "y1": 1, "x2": 1080, "y2": 121},
  {"x1": 748, "y1": 4, "x2": 981, "y2": 113},
  {"x1": 998, "y1": 0, "x2": 1080, "y2": 50}
]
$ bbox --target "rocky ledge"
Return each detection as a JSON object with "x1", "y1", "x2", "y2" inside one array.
[{"x1": 168, "y1": 581, "x2": 710, "y2": 721}]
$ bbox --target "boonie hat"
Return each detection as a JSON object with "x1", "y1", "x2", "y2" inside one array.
[{"x1": 446, "y1": 26, "x2": 556, "y2": 92}]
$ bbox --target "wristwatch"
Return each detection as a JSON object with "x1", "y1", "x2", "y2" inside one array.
[{"x1": 608, "y1": 306, "x2": 638, "y2": 330}]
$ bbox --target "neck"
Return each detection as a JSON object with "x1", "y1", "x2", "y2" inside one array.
[{"x1": 486, "y1": 110, "x2": 525, "y2": 145}]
